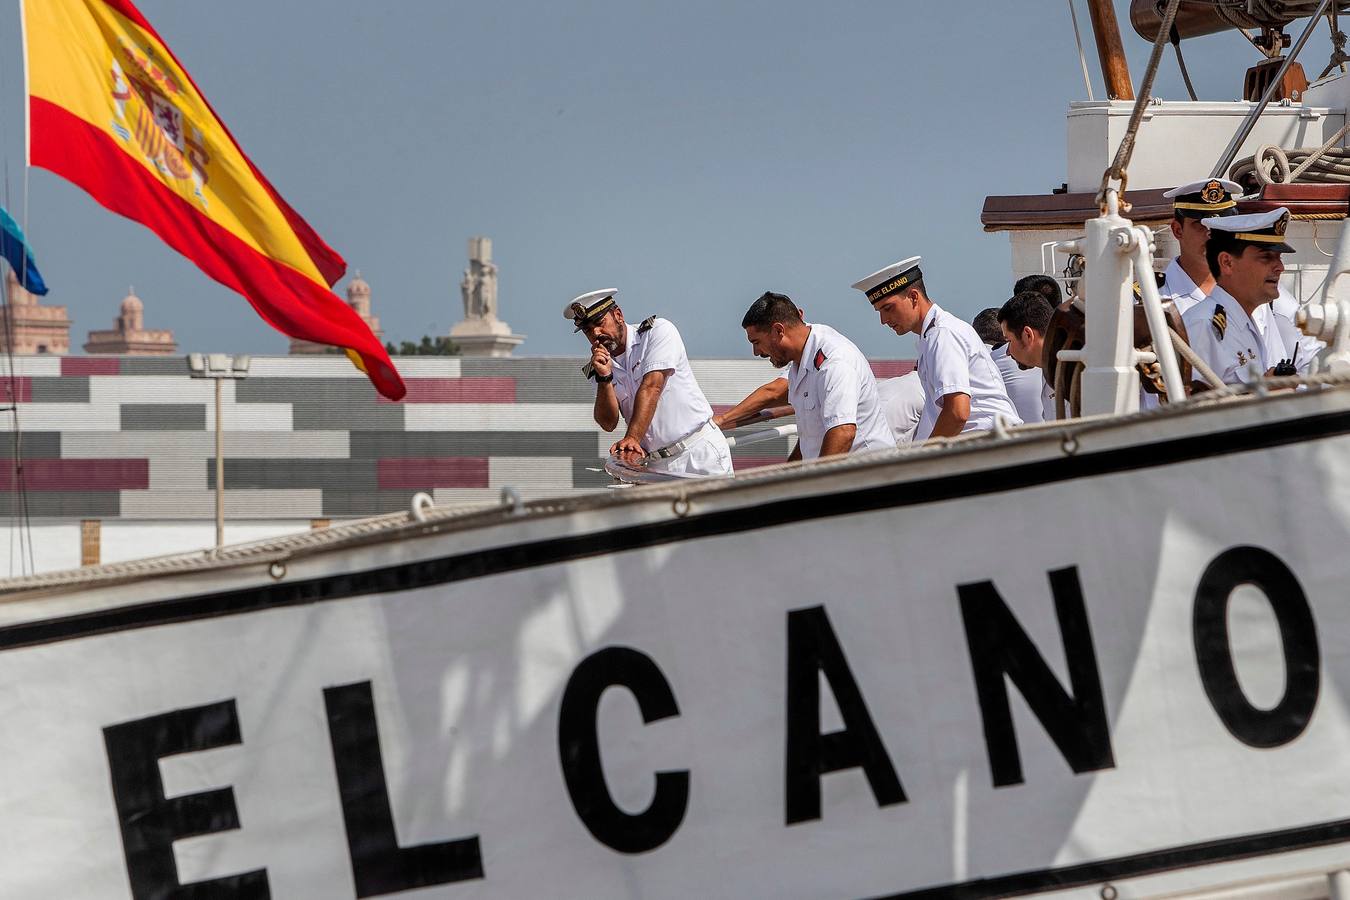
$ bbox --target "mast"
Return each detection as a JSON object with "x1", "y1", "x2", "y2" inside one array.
[{"x1": 1085, "y1": 0, "x2": 1136, "y2": 100}]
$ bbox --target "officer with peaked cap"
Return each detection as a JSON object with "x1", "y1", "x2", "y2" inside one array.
[
  {"x1": 1180, "y1": 208, "x2": 1297, "y2": 390},
  {"x1": 565, "y1": 289, "x2": 733, "y2": 476},
  {"x1": 854, "y1": 257, "x2": 1020, "y2": 440},
  {"x1": 1159, "y1": 178, "x2": 1243, "y2": 314}
]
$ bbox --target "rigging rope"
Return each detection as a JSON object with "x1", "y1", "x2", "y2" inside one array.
[
  {"x1": 1232, "y1": 121, "x2": 1350, "y2": 184},
  {"x1": 1170, "y1": 24, "x2": 1200, "y2": 102},
  {"x1": 0, "y1": 24, "x2": 36, "y2": 578},
  {"x1": 1098, "y1": 0, "x2": 1184, "y2": 210}
]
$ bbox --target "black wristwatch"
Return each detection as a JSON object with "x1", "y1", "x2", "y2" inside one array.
[{"x1": 594, "y1": 372, "x2": 614, "y2": 384}]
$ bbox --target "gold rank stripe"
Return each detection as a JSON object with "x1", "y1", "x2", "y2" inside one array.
[
  {"x1": 1233, "y1": 232, "x2": 1287, "y2": 243},
  {"x1": 1173, "y1": 200, "x2": 1236, "y2": 211}
]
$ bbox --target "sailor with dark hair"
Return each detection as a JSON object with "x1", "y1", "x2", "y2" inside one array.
[
  {"x1": 1180, "y1": 209, "x2": 1296, "y2": 389},
  {"x1": 1012, "y1": 273, "x2": 1062, "y2": 307},
  {"x1": 714, "y1": 292, "x2": 894, "y2": 460},
  {"x1": 997, "y1": 291, "x2": 1057, "y2": 421},
  {"x1": 567, "y1": 289, "x2": 733, "y2": 476},
  {"x1": 855, "y1": 257, "x2": 1019, "y2": 440},
  {"x1": 974, "y1": 306, "x2": 1045, "y2": 424},
  {"x1": 1159, "y1": 178, "x2": 1242, "y2": 314}
]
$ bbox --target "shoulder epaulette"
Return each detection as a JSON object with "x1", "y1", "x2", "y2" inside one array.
[
  {"x1": 1211, "y1": 304, "x2": 1227, "y2": 340},
  {"x1": 638, "y1": 316, "x2": 658, "y2": 334}
]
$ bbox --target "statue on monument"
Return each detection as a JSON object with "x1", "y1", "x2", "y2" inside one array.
[
  {"x1": 460, "y1": 237, "x2": 499, "y2": 321},
  {"x1": 449, "y1": 235, "x2": 523, "y2": 357}
]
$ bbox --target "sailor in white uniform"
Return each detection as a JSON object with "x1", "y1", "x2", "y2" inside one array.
[
  {"x1": 567, "y1": 289, "x2": 733, "y2": 476},
  {"x1": 854, "y1": 257, "x2": 1020, "y2": 440},
  {"x1": 875, "y1": 371, "x2": 925, "y2": 444},
  {"x1": 974, "y1": 307, "x2": 1045, "y2": 424},
  {"x1": 1180, "y1": 209, "x2": 1298, "y2": 389},
  {"x1": 1270, "y1": 286, "x2": 1323, "y2": 376},
  {"x1": 996, "y1": 291, "x2": 1059, "y2": 421},
  {"x1": 1158, "y1": 178, "x2": 1243, "y2": 315},
  {"x1": 715, "y1": 291, "x2": 895, "y2": 460}
]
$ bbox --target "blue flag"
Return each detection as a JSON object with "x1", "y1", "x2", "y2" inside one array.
[{"x1": 0, "y1": 205, "x2": 46, "y2": 296}]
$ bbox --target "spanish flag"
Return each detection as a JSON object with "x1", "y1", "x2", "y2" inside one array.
[{"x1": 24, "y1": 0, "x2": 406, "y2": 399}]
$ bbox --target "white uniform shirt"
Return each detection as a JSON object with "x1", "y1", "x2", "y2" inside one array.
[
  {"x1": 611, "y1": 318, "x2": 715, "y2": 452},
  {"x1": 1042, "y1": 380, "x2": 1057, "y2": 422},
  {"x1": 781, "y1": 323, "x2": 895, "y2": 459},
  {"x1": 876, "y1": 371, "x2": 925, "y2": 445},
  {"x1": 1159, "y1": 257, "x2": 1208, "y2": 315},
  {"x1": 991, "y1": 343, "x2": 1045, "y2": 424},
  {"x1": 914, "y1": 304, "x2": 1022, "y2": 440},
  {"x1": 1269, "y1": 285, "x2": 1322, "y2": 376},
  {"x1": 1181, "y1": 286, "x2": 1288, "y2": 388}
]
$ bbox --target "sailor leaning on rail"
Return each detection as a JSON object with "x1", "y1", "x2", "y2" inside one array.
[
  {"x1": 566, "y1": 289, "x2": 733, "y2": 477},
  {"x1": 855, "y1": 257, "x2": 1021, "y2": 439},
  {"x1": 1179, "y1": 209, "x2": 1299, "y2": 391},
  {"x1": 713, "y1": 291, "x2": 894, "y2": 460}
]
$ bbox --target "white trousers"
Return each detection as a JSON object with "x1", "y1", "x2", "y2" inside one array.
[{"x1": 646, "y1": 421, "x2": 734, "y2": 477}]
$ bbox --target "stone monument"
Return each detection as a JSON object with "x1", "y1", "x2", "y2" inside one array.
[{"x1": 449, "y1": 237, "x2": 523, "y2": 357}]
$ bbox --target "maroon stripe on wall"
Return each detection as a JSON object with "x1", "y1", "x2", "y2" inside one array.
[
  {"x1": 377, "y1": 457, "x2": 490, "y2": 489},
  {"x1": 870, "y1": 360, "x2": 916, "y2": 378},
  {"x1": 378, "y1": 378, "x2": 516, "y2": 404},
  {"x1": 63, "y1": 358, "x2": 121, "y2": 376},
  {"x1": 0, "y1": 377, "x2": 31, "y2": 402},
  {"x1": 731, "y1": 456, "x2": 785, "y2": 471},
  {"x1": 0, "y1": 458, "x2": 148, "y2": 491}
]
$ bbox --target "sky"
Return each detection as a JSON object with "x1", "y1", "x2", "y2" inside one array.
[{"x1": 0, "y1": 0, "x2": 1325, "y2": 361}]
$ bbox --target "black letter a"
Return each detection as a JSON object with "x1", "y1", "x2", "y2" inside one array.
[{"x1": 785, "y1": 605, "x2": 905, "y2": 825}]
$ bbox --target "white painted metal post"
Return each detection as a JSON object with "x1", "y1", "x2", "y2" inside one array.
[
  {"x1": 1328, "y1": 869, "x2": 1350, "y2": 900},
  {"x1": 1079, "y1": 192, "x2": 1140, "y2": 416}
]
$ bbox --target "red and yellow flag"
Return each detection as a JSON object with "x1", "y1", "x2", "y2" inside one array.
[{"x1": 24, "y1": 0, "x2": 405, "y2": 399}]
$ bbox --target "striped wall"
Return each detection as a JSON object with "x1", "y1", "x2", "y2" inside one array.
[{"x1": 0, "y1": 354, "x2": 916, "y2": 522}]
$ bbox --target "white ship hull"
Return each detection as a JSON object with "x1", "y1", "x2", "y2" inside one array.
[{"x1": 5, "y1": 385, "x2": 1350, "y2": 898}]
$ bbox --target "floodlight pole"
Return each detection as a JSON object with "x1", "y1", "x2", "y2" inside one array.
[
  {"x1": 187, "y1": 353, "x2": 251, "y2": 549},
  {"x1": 214, "y1": 376, "x2": 223, "y2": 547}
]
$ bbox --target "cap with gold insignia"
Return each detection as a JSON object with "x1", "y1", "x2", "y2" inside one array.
[
  {"x1": 563, "y1": 289, "x2": 618, "y2": 332},
  {"x1": 1163, "y1": 178, "x2": 1242, "y2": 219},
  {"x1": 851, "y1": 256, "x2": 922, "y2": 305},
  {"x1": 1201, "y1": 207, "x2": 1295, "y2": 254}
]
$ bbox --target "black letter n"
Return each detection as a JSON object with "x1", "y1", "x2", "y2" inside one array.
[
  {"x1": 785, "y1": 605, "x2": 905, "y2": 825},
  {"x1": 959, "y1": 566, "x2": 1115, "y2": 788}
]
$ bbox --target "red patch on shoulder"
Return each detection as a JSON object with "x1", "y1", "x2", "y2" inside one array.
[{"x1": 814, "y1": 349, "x2": 827, "y2": 369}]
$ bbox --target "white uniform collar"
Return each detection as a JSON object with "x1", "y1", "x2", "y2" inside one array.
[
  {"x1": 1163, "y1": 257, "x2": 1203, "y2": 300},
  {"x1": 789, "y1": 324, "x2": 819, "y2": 387},
  {"x1": 920, "y1": 303, "x2": 941, "y2": 337}
]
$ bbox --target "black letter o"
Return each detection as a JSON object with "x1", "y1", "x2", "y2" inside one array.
[{"x1": 1193, "y1": 546, "x2": 1319, "y2": 748}]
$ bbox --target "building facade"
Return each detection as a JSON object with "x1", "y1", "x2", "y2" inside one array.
[
  {"x1": 82, "y1": 289, "x2": 177, "y2": 355},
  {"x1": 0, "y1": 354, "x2": 914, "y2": 576},
  {"x1": 0, "y1": 270, "x2": 71, "y2": 355}
]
